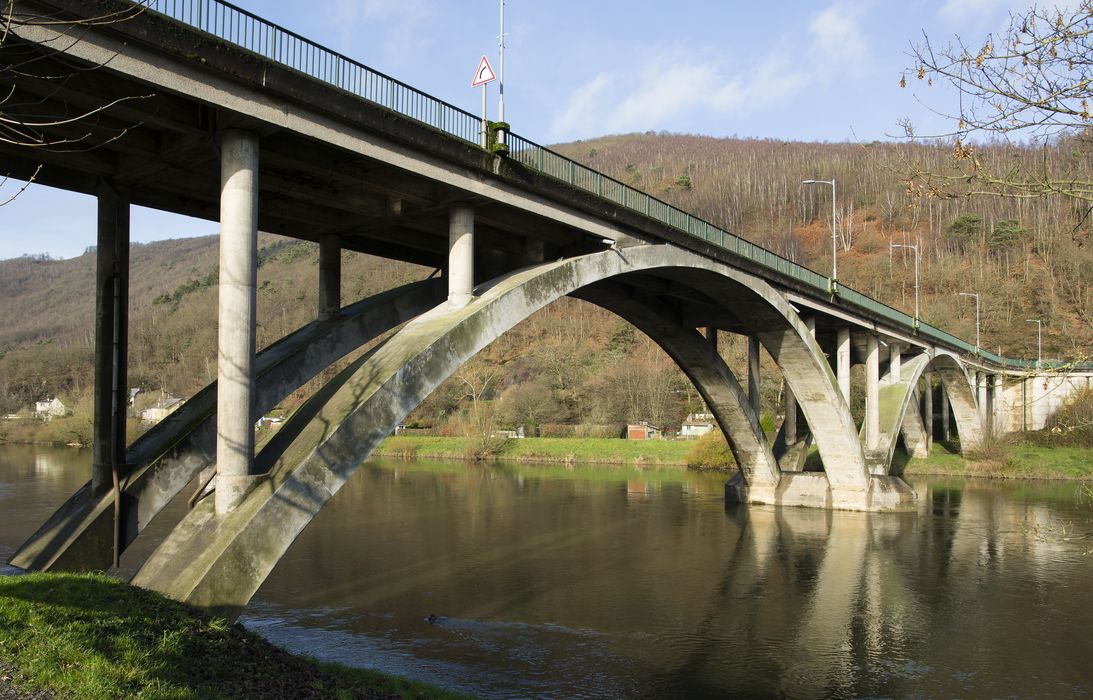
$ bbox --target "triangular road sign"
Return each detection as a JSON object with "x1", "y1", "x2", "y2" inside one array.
[{"x1": 471, "y1": 55, "x2": 497, "y2": 87}]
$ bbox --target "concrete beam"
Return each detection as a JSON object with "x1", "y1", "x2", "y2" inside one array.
[{"x1": 215, "y1": 129, "x2": 260, "y2": 515}]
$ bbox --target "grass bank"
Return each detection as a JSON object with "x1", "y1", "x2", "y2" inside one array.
[
  {"x1": 901, "y1": 441, "x2": 1093, "y2": 480},
  {"x1": 374, "y1": 436, "x2": 696, "y2": 466},
  {"x1": 0, "y1": 572, "x2": 467, "y2": 699}
]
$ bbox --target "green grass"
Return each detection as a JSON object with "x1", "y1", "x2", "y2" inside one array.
[
  {"x1": 375, "y1": 436, "x2": 696, "y2": 466},
  {"x1": 0, "y1": 572, "x2": 469, "y2": 699},
  {"x1": 902, "y1": 440, "x2": 1093, "y2": 480}
]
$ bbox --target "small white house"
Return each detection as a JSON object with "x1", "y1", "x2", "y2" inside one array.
[
  {"x1": 34, "y1": 397, "x2": 68, "y2": 421},
  {"x1": 679, "y1": 413, "x2": 715, "y2": 438},
  {"x1": 141, "y1": 396, "x2": 182, "y2": 423}
]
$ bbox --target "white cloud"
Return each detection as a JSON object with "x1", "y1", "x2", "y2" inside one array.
[
  {"x1": 328, "y1": 0, "x2": 435, "y2": 67},
  {"x1": 548, "y1": 1, "x2": 869, "y2": 141}
]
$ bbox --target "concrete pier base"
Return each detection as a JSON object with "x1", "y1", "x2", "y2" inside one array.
[{"x1": 726, "y1": 472, "x2": 916, "y2": 511}]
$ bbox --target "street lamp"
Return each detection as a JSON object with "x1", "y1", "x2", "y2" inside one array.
[
  {"x1": 1025, "y1": 318, "x2": 1041, "y2": 367},
  {"x1": 890, "y1": 241, "x2": 920, "y2": 327},
  {"x1": 959, "y1": 292, "x2": 980, "y2": 354},
  {"x1": 802, "y1": 178, "x2": 837, "y2": 289}
]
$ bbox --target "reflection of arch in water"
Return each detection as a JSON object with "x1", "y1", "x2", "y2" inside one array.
[{"x1": 133, "y1": 246, "x2": 911, "y2": 616}]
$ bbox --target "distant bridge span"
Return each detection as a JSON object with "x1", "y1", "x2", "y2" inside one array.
[{"x1": 5, "y1": 0, "x2": 1091, "y2": 615}]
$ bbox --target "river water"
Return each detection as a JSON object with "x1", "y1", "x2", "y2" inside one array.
[{"x1": 2, "y1": 444, "x2": 1091, "y2": 698}]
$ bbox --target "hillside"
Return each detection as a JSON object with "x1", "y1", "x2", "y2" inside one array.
[{"x1": 1, "y1": 133, "x2": 1090, "y2": 443}]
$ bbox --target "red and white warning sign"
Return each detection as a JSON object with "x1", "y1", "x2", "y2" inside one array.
[{"x1": 471, "y1": 55, "x2": 497, "y2": 87}]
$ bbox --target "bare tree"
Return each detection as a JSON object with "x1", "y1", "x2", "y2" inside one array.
[
  {"x1": 1, "y1": 0, "x2": 151, "y2": 203},
  {"x1": 901, "y1": 2, "x2": 1093, "y2": 206}
]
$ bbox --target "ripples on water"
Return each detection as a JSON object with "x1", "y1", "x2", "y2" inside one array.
[{"x1": 2, "y1": 447, "x2": 1092, "y2": 698}]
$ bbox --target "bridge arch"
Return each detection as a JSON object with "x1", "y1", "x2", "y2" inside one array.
[
  {"x1": 132, "y1": 244, "x2": 873, "y2": 616},
  {"x1": 870, "y1": 350, "x2": 985, "y2": 476}
]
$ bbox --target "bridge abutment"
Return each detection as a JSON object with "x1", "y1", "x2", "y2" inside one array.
[{"x1": 215, "y1": 129, "x2": 261, "y2": 516}]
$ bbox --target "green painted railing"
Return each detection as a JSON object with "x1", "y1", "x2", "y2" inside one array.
[{"x1": 136, "y1": 0, "x2": 1089, "y2": 373}]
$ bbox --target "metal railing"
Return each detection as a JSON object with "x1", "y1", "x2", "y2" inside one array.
[{"x1": 134, "y1": 0, "x2": 1090, "y2": 373}]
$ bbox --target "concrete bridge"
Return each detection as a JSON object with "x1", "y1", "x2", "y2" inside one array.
[{"x1": 4, "y1": 0, "x2": 1091, "y2": 616}]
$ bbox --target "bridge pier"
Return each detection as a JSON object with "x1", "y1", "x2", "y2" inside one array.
[
  {"x1": 215, "y1": 129, "x2": 260, "y2": 516},
  {"x1": 941, "y1": 382, "x2": 951, "y2": 441},
  {"x1": 747, "y1": 335, "x2": 761, "y2": 418},
  {"x1": 318, "y1": 234, "x2": 341, "y2": 322},
  {"x1": 836, "y1": 327, "x2": 851, "y2": 404},
  {"x1": 448, "y1": 203, "x2": 475, "y2": 309},
  {"x1": 890, "y1": 343, "x2": 902, "y2": 383},
  {"x1": 92, "y1": 181, "x2": 130, "y2": 495},
  {"x1": 865, "y1": 334, "x2": 879, "y2": 449},
  {"x1": 983, "y1": 369, "x2": 992, "y2": 435},
  {"x1": 923, "y1": 372, "x2": 934, "y2": 448}
]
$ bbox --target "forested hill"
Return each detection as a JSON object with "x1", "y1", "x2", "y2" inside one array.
[{"x1": 1, "y1": 133, "x2": 1090, "y2": 438}]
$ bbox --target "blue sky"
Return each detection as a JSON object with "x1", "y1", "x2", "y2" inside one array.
[{"x1": 0, "y1": 0, "x2": 1059, "y2": 259}]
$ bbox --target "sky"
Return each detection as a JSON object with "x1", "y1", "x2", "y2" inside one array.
[{"x1": 0, "y1": 0, "x2": 1063, "y2": 259}]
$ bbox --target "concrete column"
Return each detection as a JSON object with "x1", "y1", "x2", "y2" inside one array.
[
  {"x1": 215, "y1": 129, "x2": 260, "y2": 516},
  {"x1": 524, "y1": 237, "x2": 544, "y2": 265},
  {"x1": 866, "y1": 334, "x2": 879, "y2": 450},
  {"x1": 784, "y1": 381, "x2": 797, "y2": 444},
  {"x1": 941, "y1": 382, "x2": 951, "y2": 441},
  {"x1": 836, "y1": 327, "x2": 851, "y2": 405},
  {"x1": 977, "y1": 371, "x2": 989, "y2": 436},
  {"x1": 318, "y1": 234, "x2": 341, "y2": 322},
  {"x1": 889, "y1": 342, "x2": 902, "y2": 383},
  {"x1": 748, "y1": 335, "x2": 760, "y2": 418},
  {"x1": 448, "y1": 203, "x2": 474, "y2": 309},
  {"x1": 923, "y1": 373, "x2": 934, "y2": 446},
  {"x1": 705, "y1": 327, "x2": 717, "y2": 358},
  {"x1": 92, "y1": 182, "x2": 130, "y2": 494},
  {"x1": 992, "y1": 374, "x2": 1003, "y2": 435}
]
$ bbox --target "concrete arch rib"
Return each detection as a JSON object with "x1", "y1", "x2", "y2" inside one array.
[
  {"x1": 574, "y1": 285, "x2": 781, "y2": 495},
  {"x1": 926, "y1": 352, "x2": 984, "y2": 451},
  {"x1": 132, "y1": 245, "x2": 868, "y2": 616}
]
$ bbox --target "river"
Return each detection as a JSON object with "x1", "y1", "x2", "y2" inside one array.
[{"x1": 2, "y1": 444, "x2": 1091, "y2": 698}]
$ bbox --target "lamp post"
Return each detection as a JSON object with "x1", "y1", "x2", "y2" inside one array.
[
  {"x1": 498, "y1": 0, "x2": 506, "y2": 144},
  {"x1": 890, "y1": 241, "x2": 920, "y2": 327},
  {"x1": 1025, "y1": 318, "x2": 1041, "y2": 367},
  {"x1": 959, "y1": 292, "x2": 980, "y2": 354},
  {"x1": 802, "y1": 178, "x2": 837, "y2": 289}
]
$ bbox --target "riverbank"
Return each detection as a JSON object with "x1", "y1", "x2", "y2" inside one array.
[
  {"x1": 0, "y1": 572, "x2": 468, "y2": 699},
  {"x1": 375, "y1": 435, "x2": 698, "y2": 466},
  {"x1": 375, "y1": 436, "x2": 1093, "y2": 480}
]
